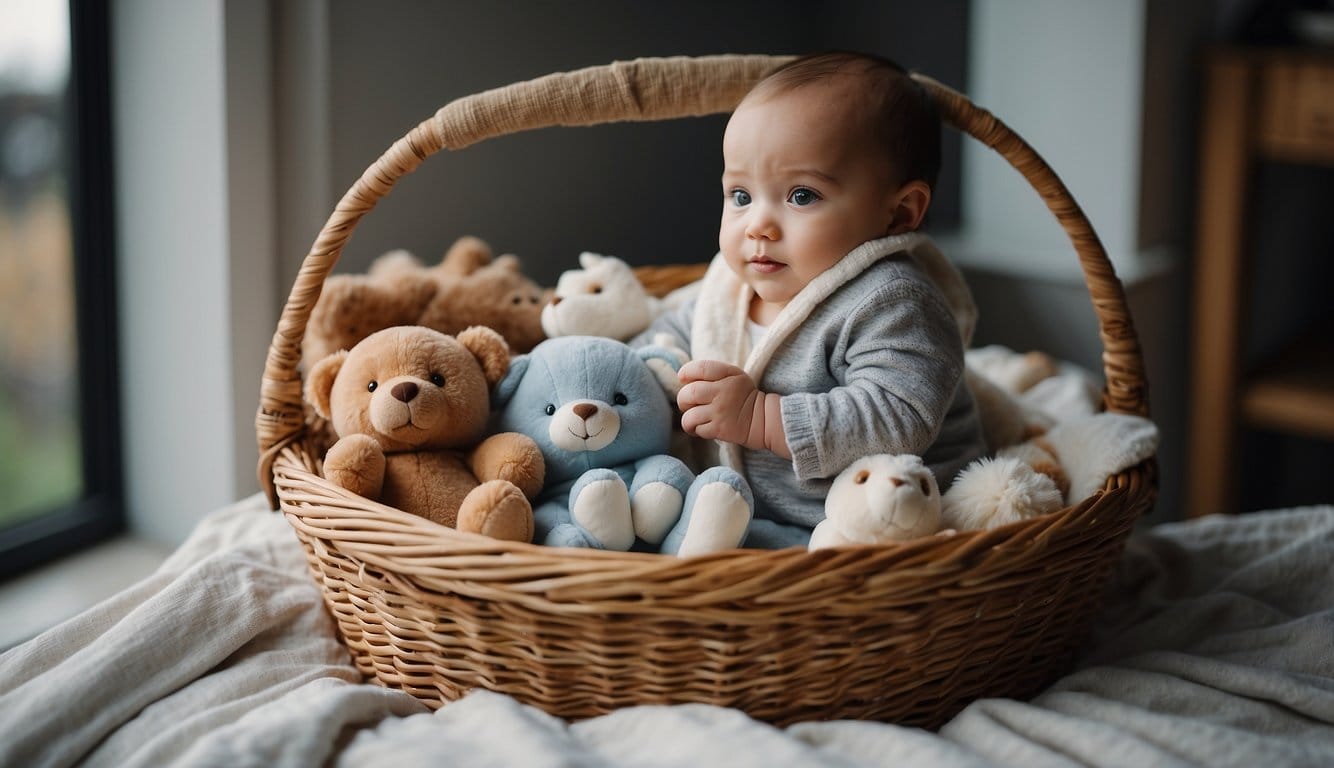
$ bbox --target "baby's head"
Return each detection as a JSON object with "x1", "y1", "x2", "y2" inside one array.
[{"x1": 720, "y1": 52, "x2": 941, "y2": 321}]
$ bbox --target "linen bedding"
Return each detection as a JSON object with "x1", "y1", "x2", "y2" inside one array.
[{"x1": 1, "y1": 495, "x2": 1331, "y2": 767}]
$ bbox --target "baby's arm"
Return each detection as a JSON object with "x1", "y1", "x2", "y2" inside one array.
[
  {"x1": 628, "y1": 297, "x2": 694, "y2": 352},
  {"x1": 677, "y1": 360, "x2": 791, "y2": 459}
]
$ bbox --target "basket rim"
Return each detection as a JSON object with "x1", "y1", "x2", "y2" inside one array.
[{"x1": 273, "y1": 440, "x2": 1153, "y2": 573}]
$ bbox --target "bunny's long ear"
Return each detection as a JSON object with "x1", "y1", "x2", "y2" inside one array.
[
  {"x1": 578, "y1": 251, "x2": 603, "y2": 270},
  {"x1": 492, "y1": 354, "x2": 530, "y2": 409}
]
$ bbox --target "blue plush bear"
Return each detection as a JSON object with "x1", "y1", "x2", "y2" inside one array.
[{"x1": 492, "y1": 335, "x2": 753, "y2": 556}]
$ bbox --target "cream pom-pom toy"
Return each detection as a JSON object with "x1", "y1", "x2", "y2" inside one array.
[
  {"x1": 940, "y1": 455, "x2": 1064, "y2": 531},
  {"x1": 809, "y1": 454, "x2": 943, "y2": 549}
]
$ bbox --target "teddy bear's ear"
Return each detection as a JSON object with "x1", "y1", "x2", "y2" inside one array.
[
  {"x1": 366, "y1": 249, "x2": 422, "y2": 280},
  {"x1": 492, "y1": 354, "x2": 529, "y2": 408},
  {"x1": 457, "y1": 325, "x2": 510, "y2": 386},
  {"x1": 578, "y1": 251, "x2": 603, "y2": 270},
  {"x1": 492, "y1": 254, "x2": 522, "y2": 273},
  {"x1": 304, "y1": 350, "x2": 348, "y2": 420},
  {"x1": 439, "y1": 235, "x2": 492, "y2": 276}
]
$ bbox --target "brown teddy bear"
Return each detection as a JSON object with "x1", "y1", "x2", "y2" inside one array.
[
  {"x1": 304, "y1": 324, "x2": 544, "y2": 542},
  {"x1": 303, "y1": 235, "x2": 550, "y2": 367}
]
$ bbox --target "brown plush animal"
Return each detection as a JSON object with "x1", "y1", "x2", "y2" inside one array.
[
  {"x1": 303, "y1": 236, "x2": 549, "y2": 367},
  {"x1": 304, "y1": 324, "x2": 544, "y2": 542}
]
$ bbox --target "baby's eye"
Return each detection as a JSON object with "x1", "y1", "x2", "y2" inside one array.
[
  {"x1": 788, "y1": 187, "x2": 820, "y2": 206},
  {"x1": 613, "y1": 392, "x2": 628, "y2": 406},
  {"x1": 729, "y1": 189, "x2": 751, "y2": 207},
  {"x1": 543, "y1": 403, "x2": 556, "y2": 416}
]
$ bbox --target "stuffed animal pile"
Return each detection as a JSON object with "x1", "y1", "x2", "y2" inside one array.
[
  {"x1": 810, "y1": 345, "x2": 1158, "y2": 550},
  {"x1": 304, "y1": 235, "x2": 549, "y2": 367}
]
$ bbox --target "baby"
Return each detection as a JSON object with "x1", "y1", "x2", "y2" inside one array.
[{"x1": 638, "y1": 52, "x2": 986, "y2": 548}]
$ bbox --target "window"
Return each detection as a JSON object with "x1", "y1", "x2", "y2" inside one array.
[{"x1": 0, "y1": 0, "x2": 120, "y2": 580}]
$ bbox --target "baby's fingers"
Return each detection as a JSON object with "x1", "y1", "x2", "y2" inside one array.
[
  {"x1": 679, "y1": 405, "x2": 714, "y2": 438},
  {"x1": 676, "y1": 380, "x2": 712, "y2": 411},
  {"x1": 679, "y1": 359, "x2": 744, "y2": 384}
]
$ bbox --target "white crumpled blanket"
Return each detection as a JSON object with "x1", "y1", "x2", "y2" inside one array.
[{"x1": 2, "y1": 495, "x2": 1332, "y2": 767}]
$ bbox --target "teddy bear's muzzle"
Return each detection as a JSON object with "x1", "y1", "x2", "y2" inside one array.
[{"x1": 549, "y1": 399, "x2": 620, "y2": 452}]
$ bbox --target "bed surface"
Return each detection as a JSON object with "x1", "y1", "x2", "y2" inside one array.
[{"x1": 1, "y1": 495, "x2": 1331, "y2": 767}]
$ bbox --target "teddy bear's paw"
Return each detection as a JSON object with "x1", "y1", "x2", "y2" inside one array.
[
  {"x1": 630, "y1": 482, "x2": 684, "y2": 546},
  {"x1": 323, "y1": 434, "x2": 385, "y2": 498},
  {"x1": 569, "y1": 470, "x2": 634, "y2": 551},
  {"x1": 457, "y1": 480, "x2": 534, "y2": 543},
  {"x1": 544, "y1": 523, "x2": 602, "y2": 549},
  {"x1": 665, "y1": 468, "x2": 753, "y2": 557}
]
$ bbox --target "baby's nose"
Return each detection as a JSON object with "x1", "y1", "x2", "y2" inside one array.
[{"x1": 573, "y1": 403, "x2": 598, "y2": 420}]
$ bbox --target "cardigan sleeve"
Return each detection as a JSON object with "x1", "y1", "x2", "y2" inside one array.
[{"x1": 779, "y1": 279, "x2": 965, "y2": 482}]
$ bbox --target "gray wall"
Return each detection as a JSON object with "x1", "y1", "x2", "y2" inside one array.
[{"x1": 277, "y1": 1, "x2": 969, "y2": 288}]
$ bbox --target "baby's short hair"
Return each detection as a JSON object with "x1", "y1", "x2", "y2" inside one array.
[{"x1": 748, "y1": 51, "x2": 942, "y2": 191}]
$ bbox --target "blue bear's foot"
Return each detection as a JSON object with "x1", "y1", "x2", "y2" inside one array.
[
  {"x1": 629, "y1": 455, "x2": 694, "y2": 546},
  {"x1": 660, "y1": 467, "x2": 753, "y2": 557},
  {"x1": 566, "y1": 468, "x2": 634, "y2": 551}
]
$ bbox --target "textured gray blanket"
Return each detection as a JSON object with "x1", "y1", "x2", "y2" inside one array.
[{"x1": 1, "y1": 496, "x2": 1330, "y2": 767}]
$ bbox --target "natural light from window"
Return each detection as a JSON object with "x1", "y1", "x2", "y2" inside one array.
[{"x1": 0, "y1": 0, "x2": 80, "y2": 527}]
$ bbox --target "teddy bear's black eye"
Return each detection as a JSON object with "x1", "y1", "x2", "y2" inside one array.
[
  {"x1": 367, "y1": 380, "x2": 378, "y2": 393},
  {"x1": 543, "y1": 403, "x2": 556, "y2": 416},
  {"x1": 429, "y1": 373, "x2": 445, "y2": 387},
  {"x1": 613, "y1": 392, "x2": 628, "y2": 406}
]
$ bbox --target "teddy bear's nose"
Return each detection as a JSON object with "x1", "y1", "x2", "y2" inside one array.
[
  {"x1": 889, "y1": 476, "x2": 906, "y2": 487},
  {"x1": 391, "y1": 382, "x2": 419, "y2": 403},
  {"x1": 572, "y1": 403, "x2": 598, "y2": 420}
]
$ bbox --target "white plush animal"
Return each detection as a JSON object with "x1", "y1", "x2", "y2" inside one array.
[
  {"x1": 810, "y1": 454, "x2": 943, "y2": 549},
  {"x1": 541, "y1": 252, "x2": 659, "y2": 341},
  {"x1": 941, "y1": 455, "x2": 1064, "y2": 531},
  {"x1": 540, "y1": 252, "x2": 699, "y2": 341}
]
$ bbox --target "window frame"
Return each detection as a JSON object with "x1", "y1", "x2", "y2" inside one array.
[{"x1": 0, "y1": 0, "x2": 123, "y2": 581}]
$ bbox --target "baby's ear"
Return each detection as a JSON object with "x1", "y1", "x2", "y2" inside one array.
[
  {"x1": 305, "y1": 351, "x2": 348, "y2": 420},
  {"x1": 637, "y1": 344, "x2": 684, "y2": 398},
  {"x1": 492, "y1": 354, "x2": 530, "y2": 409}
]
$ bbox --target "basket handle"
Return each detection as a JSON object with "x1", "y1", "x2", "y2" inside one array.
[{"x1": 256, "y1": 54, "x2": 1147, "y2": 507}]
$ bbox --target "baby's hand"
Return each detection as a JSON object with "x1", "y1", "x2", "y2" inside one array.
[{"x1": 677, "y1": 360, "x2": 762, "y2": 445}]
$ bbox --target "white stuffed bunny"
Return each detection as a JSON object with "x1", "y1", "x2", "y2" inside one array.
[
  {"x1": 810, "y1": 454, "x2": 943, "y2": 549},
  {"x1": 541, "y1": 252, "x2": 660, "y2": 341},
  {"x1": 541, "y1": 252, "x2": 700, "y2": 341}
]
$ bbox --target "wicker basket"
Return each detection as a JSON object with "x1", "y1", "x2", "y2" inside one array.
[{"x1": 256, "y1": 55, "x2": 1155, "y2": 729}]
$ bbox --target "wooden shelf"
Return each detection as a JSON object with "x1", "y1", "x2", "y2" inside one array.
[
  {"x1": 1186, "y1": 47, "x2": 1334, "y2": 518},
  {"x1": 1240, "y1": 327, "x2": 1334, "y2": 439}
]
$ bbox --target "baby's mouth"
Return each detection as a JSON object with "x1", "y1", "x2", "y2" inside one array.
[{"x1": 747, "y1": 255, "x2": 786, "y2": 274}]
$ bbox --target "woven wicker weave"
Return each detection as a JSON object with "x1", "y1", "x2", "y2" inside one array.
[{"x1": 256, "y1": 55, "x2": 1155, "y2": 729}]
